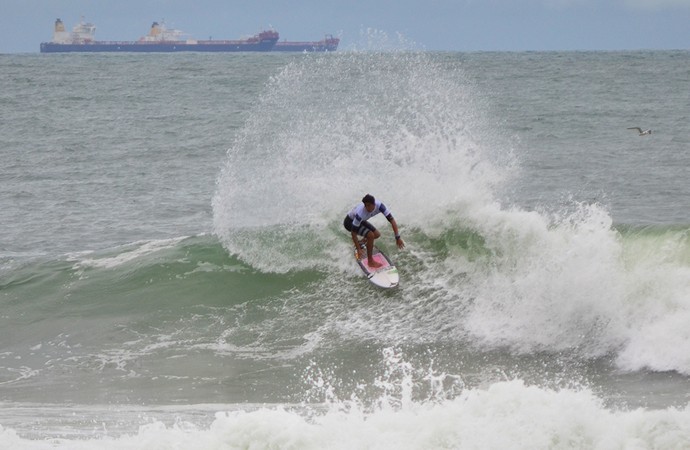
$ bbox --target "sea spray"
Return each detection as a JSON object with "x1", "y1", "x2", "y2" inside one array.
[
  {"x1": 457, "y1": 200, "x2": 690, "y2": 373},
  {"x1": 301, "y1": 347, "x2": 465, "y2": 412},
  {"x1": 461, "y1": 201, "x2": 627, "y2": 356},
  {"x1": 212, "y1": 50, "x2": 514, "y2": 273}
]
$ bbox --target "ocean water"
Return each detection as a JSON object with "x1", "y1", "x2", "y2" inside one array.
[{"x1": 1, "y1": 49, "x2": 689, "y2": 449}]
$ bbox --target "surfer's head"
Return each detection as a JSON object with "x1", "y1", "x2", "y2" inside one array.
[{"x1": 362, "y1": 194, "x2": 376, "y2": 212}]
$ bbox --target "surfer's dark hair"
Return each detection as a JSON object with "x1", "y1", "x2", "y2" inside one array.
[{"x1": 362, "y1": 194, "x2": 375, "y2": 204}]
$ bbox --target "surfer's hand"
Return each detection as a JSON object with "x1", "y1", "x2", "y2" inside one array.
[
  {"x1": 356, "y1": 248, "x2": 365, "y2": 260},
  {"x1": 396, "y1": 237, "x2": 405, "y2": 249}
]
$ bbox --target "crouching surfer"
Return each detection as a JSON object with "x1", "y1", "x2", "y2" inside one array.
[{"x1": 343, "y1": 194, "x2": 405, "y2": 268}]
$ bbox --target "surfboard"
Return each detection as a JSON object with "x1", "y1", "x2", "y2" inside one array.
[{"x1": 354, "y1": 242, "x2": 399, "y2": 288}]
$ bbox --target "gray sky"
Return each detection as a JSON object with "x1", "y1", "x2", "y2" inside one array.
[{"x1": 2, "y1": 0, "x2": 690, "y2": 53}]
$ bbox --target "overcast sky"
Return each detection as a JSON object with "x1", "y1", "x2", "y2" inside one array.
[{"x1": 2, "y1": 0, "x2": 689, "y2": 53}]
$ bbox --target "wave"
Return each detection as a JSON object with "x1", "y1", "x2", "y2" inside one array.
[
  {"x1": 0, "y1": 235, "x2": 322, "y2": 319},
  {"x1": 455, "y1": 204, "x2": 690, "y2": 374},
  {"x1": 4, "y1": 216, "x2": 688, "y2": 377},
  {"x1": 2, "y1": 357, "x2": 690, "y2": 448},
  {"x1": 0, "y1": 222, "x2": 688, "y2": 428},
  {"x1": 209, "y1": 50, "x2": 690, "y2": 375}
]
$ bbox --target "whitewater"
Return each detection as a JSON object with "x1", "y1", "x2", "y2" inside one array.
[{"x1": 1, "y1": 47, "x2": 689, "y2": 448}]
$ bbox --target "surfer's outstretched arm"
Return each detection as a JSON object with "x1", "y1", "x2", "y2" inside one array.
[
  {"x1": 351, "y1": 230, "x2": 364, "y2": 259},
  {"x1": 388, "y1": 218, "x2": 405, "y2": 249}
]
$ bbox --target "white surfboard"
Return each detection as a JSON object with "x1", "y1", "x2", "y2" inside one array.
[{"x1": 354, "y1": 242, "x2": 399, "y2": 288}]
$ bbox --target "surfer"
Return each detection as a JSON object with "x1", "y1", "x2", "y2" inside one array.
[{"x1": 344, "y1": 194, "x2": 405, "y2": 268}]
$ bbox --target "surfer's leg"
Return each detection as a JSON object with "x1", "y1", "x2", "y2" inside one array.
[
  {"x1": 357, "y1": 221, "x2": 382, "y2": 267},
  {"x1": 365, "y1": 227, "x2": 382, "y2": 268}
]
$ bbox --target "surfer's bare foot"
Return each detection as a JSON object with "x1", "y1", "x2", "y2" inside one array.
[{"x1": 368, "y1": 259, "x2": 382, "y2": 268}]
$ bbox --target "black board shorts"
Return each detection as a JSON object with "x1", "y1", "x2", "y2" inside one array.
[{"x1": 343, "y1": 215, "x2": 376, "y2": 237}]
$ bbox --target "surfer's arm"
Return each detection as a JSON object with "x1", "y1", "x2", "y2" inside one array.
[
  {"x1": 388, "y1": 217, "x2": 405, "y2": 249},
  {"x1": 352, "y1": 230, "x2": 364, "y2": 258}
]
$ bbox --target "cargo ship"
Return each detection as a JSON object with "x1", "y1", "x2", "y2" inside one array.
[
  {"x1": 273, "y1": 35, "x2": 340, "y2": 52},
  {"x1": 40, "y1": 18, "x2": 279, "y2": 53}
]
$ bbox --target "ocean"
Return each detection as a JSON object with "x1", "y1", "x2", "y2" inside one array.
[{"x1": 1, "y1": 48, "x2": 689, "y2": 448}]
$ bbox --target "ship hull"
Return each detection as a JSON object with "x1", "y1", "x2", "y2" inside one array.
[
  {"x1": 40, "y1": 40, "x2": 277, "y2": 53},
  {"x1": 272, "y1": 43, "x2": 338, "y2": 52},
  {"x1": 273, "y1": 39, "x2": 339, "y2": 52}
]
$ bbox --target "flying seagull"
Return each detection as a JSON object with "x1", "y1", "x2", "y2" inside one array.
[{"x1": 627, "y1": 127, "x2": 652, "y2": 136}]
